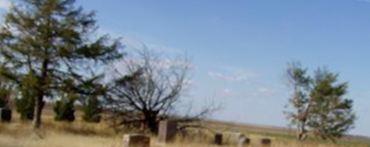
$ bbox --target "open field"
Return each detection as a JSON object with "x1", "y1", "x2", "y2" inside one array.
[
  {"x1": 1, "y1": 0, "x2": 370, "y2": 147},
  {"x1": 0, "y1": 110, "x2": 369, "y2": 147}
]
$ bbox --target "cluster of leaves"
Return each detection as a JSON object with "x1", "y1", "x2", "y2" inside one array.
[{"x1": 286, "y1": 63, "x2": 356, "y2": 142}]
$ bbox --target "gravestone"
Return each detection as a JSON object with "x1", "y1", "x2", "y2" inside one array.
[
  {"x1": 238, "y1": 137, "x2": 250, "y2": 147},
  {"x1": 158, "y1": 120, "x2": 178, "y2": 143},
  {"x1": 0, "y1": 108, "x2": 11, "y2": 122},
  {"x1": 122, "y1": 134, "x2": 150, "y2": 147},
  {"x1": 214, "y1": 133, "x2": 223, "y2": 145},
  {"x1": 261, "y1": 138, "x2": 271, "y2": 146}
]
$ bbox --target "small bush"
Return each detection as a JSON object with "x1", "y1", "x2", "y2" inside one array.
[
  {"x1": 16, "y1": 75, "x2": 40, "y2": 121},
  {"x1": 82, "y1": 97, "x2": 102, "y2": 123},
  {"x1": 0, "y1": 94, "x2": 8, "y2": 108},
  {"x1": 0, "y1": 88, "x2": 11, "y2": 108},
  {"x1": 54, "y1": 97, "x2": 75, "y2": 122},
  {"x1": 0, "y1": 99, "x2": 6, "y2": 108},
  {"x1": 15, "y1": 96, "x2": 34, "y2": 120}
]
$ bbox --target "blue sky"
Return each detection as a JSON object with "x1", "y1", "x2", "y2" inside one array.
[{"x1": 1, "y1": 0, "x2": 370, "y2": 136}]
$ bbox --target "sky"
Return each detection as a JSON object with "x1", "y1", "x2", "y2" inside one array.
[{"x1": 1, "y1": 0, "x2": 370, "y2": 136}]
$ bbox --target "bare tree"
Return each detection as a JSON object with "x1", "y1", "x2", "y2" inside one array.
[{"x1": 106, "y1": 49, "x2": 192, "y2": 133}]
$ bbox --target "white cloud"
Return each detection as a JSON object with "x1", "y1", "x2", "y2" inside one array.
[
  {"x1": 97, "y1": 29, "x2": 194, "y2": 72},
  {"x1": 97, "y1": 28, "x2": 184, "y2": 55},
  {"x1": 208, "y1": 70, "x2": 256, "y2": 82},
  {"x1": 0, "y1": 0, "x2": 11, "y2": 10},
  {"x1": 121, "y1": 36, "x2": 147, "y2": 51},
  {"x1": 254, "y1": 87, "x2": 277, "y2": 97},
  {"x1": 220, "y1": 88, "x2": 233, "y2": 96}
]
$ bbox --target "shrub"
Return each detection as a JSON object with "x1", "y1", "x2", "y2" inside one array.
[
  {"x1": 54, "y1": 97, "x2": 76, "y2": 122},
  {"x1": 0, "y1": 89, "x2": 9, "y2": 108},
  {"x1": 0, "y1": 98, "x2": 6, "y2": 108},
  {"x1": 82, "y1": 97, "x2": 102, "y2": 123},
  {"x1": 15, "y1": 96, "x2": 34, "y2": 120}
]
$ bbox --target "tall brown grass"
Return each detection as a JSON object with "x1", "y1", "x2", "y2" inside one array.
[{"x1": 0, "y1": 112, "x2": 368, "y2": 147}]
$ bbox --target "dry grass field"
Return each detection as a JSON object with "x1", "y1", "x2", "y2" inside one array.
[{"x1": 0, "y1": 110, "x2": 369, "y2": 147}]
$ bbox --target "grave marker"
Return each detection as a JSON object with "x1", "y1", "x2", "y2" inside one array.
[
  {"x1": 0, "y1": 108, "x2": 11, "y2": 122},
  {"x1": 123, "y1": 134, "x2": 150, "y2": 147},
  {"x1": 158, "y1": 120, "x2": 178, "y2": 143},
  {"x1": 214, "y1": 133, "x2": 223, "y2": 145}
]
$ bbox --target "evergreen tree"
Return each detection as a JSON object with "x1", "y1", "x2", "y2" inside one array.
[
  {"x1": 0, "y1": 94, "x2": 7, "y2": 108},
  {"x1": 0, "y1": 77, "x2": 12, "y2": 108},
  {"x1": 54, "y1": 95, "x2": 76, "y2": 122},
  {"x1": 79, "y1": 76, "x2": 105, "y2": 123},
  {"x1": 0, "y1": 0, "x2": 122, "y2": 129},
  {"x1": 15, "y1": 95, "x2": 35, "y2": 120},
  {"x1": 82, "y1": 96, "x2": 102, "y2": 123},
  {"x1": 286, "y1": 63, "x2": 356, "y2": 142},
  {"x1": 0, "y1": 88, "x2": 11, "y2": 108},
  {"x1": 308, "y1": 69, "x2": 355, "y2": 141},
  {"x1": 15, "y1": 73, "x2": 37, "y2": 120}
]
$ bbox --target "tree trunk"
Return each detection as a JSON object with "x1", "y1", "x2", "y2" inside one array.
[
  {"x1": 298, "y1": 122, "x2": 307, "y2": 141},
  {"x1": 33, "y1": 56, "x2": 48, "y2": 129},
  {"x1": 298, "y1": 131, "x2": 305, "y2": 141},
  {"x1": 33, "y1": 94, "x2": 44, "y2": 129},
  {"x1": 144, "y1": 112, "x2": 159, "y2": 134}
]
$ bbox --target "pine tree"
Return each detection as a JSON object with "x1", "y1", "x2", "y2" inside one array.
[
  {"x1": 80, "y1": 76, "x2": 105, "y2": 123},
  {"x1": 0, "y1": 0, "x2": 122, "y2": 129},
  {"x1": 15, "y1": 96, "x2": 35, "y2": 120},
  {"x1": 82, "y1": 96, "x2": 102, "y2": 123},
  {"x1": 54, "y1": 94, "x2": 76, "y2": 122},
  {"x1": 308, "y1": 69, "x2": 355, "y2": 141},
  {"x1": 286, "y1": 63, "x2": 356, "y2": 142},
  {"x1": 0, "y1": 88, "x2": 11, "y2": 108},
  {"x1": 0, "y1": 77, "x2": 12, "y2": 108},
  {"x1": 0, "y1": 88, "x2": 10, "y2": 108},
  {"x1": 15, "y1": 73, "x2": 37, "y2": 120}
]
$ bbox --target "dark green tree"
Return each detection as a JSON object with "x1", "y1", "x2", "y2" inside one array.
[
  {"x1": 0, "y1": 0, "x2": 122, "y2": 129},
  {"x1": 0, "y1": 75, "x2": 13, "y2": 108},
  {"x1": 54, "y1": 94, "x2": 76, "y2": 122},
  {"x1": 0, "y1": 88, "x2": 11, "y2": 108},
  {"x1": 0, "y1": 83, "x2": 11, "y2": 108},
  {"x1": 0, "y1": 92, "x2": 8, "y2": 108},
  {"x1": 78, "y1": 76, "x2": 105, "y2": 123},
  {"x1": 285, "y1": 63, "x2": 356, "y2": 142},
  {"x1": 15, "y1": 73, "x2": 37, "y2": 120},
  {"x1": 15, "y1": 96, "x2": 35, "y2": 120},
  {"x1": 82, "y1": 96, "x2": 102, "y2": 123},
  {"x1": 308, "y1": 69, "x2": 355, "y2": 141}
]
